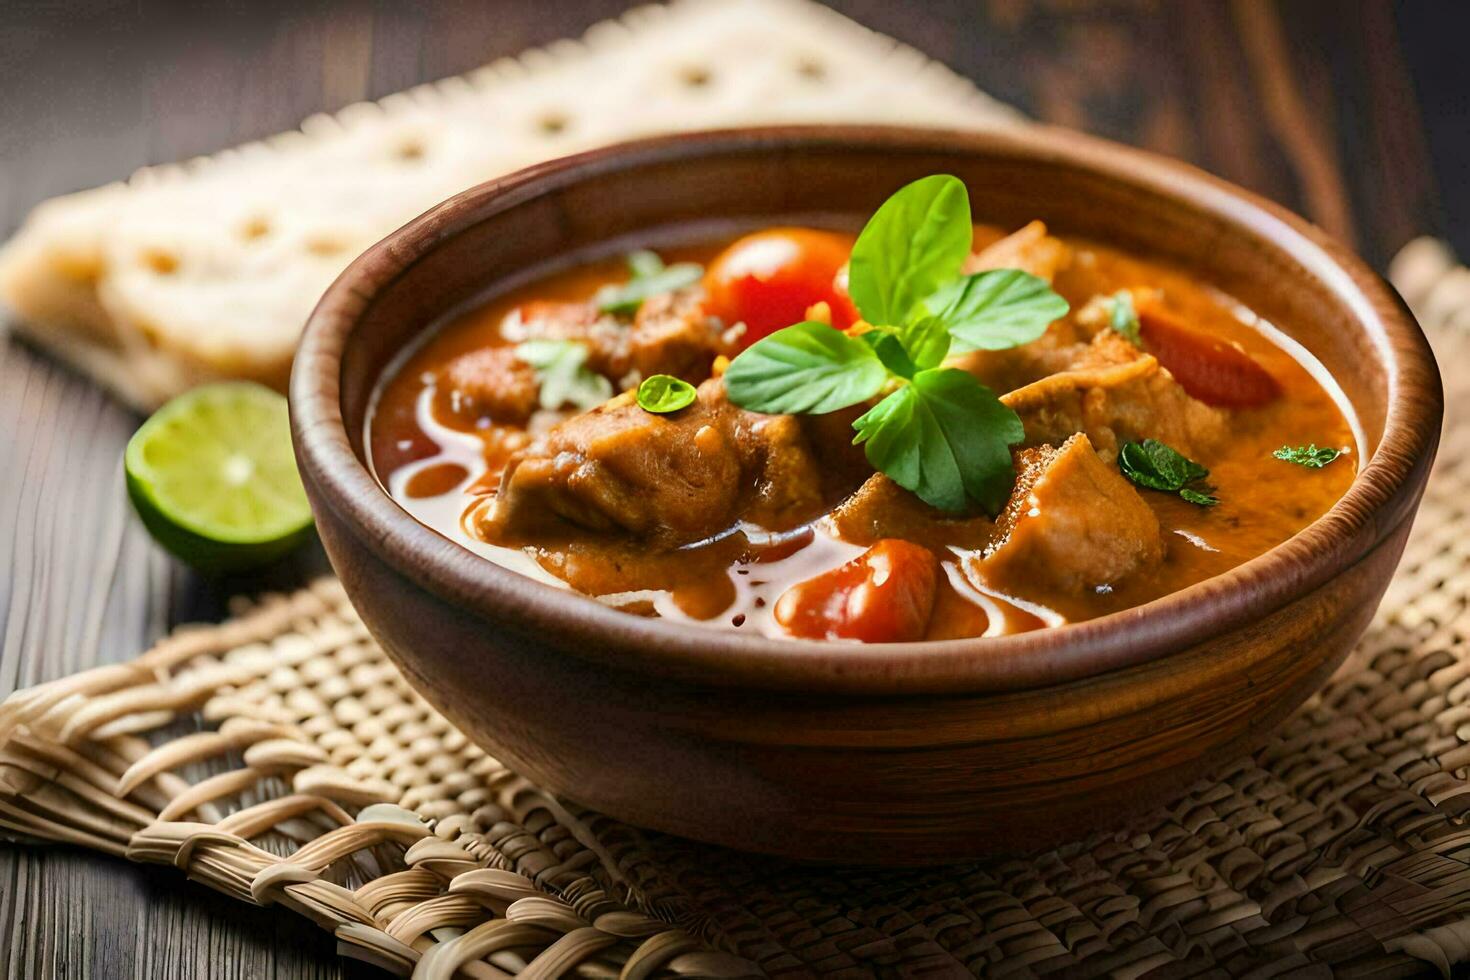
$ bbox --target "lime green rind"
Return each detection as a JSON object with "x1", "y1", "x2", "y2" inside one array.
[
  {"x1": 126, "y1": 469, "x2": 315, "y2": 573},
  {"x1": 124, "y1": 382, "x2": 315, "y2": 573}
]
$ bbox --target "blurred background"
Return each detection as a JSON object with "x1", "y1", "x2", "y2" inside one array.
[
  {"x1": 4, "y1": 0, "x2": 1467, "y2": 267},
  {"x1": 0, "y1": 2, "x2": 1466, "y2": 977}
]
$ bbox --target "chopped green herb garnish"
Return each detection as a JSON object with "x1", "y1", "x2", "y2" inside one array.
[
  {"x1": 1273, "y1": 444, "x2": 1342, "y2": 468},
  {"x1": 636, "y1": 374, "x2": 698, "y2": 414},
  {"x1": 594, "y1": 250, "x2": 703, "y2": 315},
  {"x1": 724, "y1": 174, "x2": 1069, "y2": 514},
  {"x1": 1108, "y1": 290, "x2": 1142, "y2": 347},
  {"x1": 515, "y1": 340, "x2": 613, "y2": 411},
  {"x1": 1179, "y1": 487, "x2": 1220, "y2": 507},
  {"x1": 1118, "y1": 439, "x2": 1218, "y2": 507}
]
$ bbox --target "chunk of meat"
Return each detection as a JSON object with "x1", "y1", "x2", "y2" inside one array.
[
  {"x1": 519, "y1": 290, "x2": 734, "y2": 387},
  {"x1": 623, "y1": 288, "x2": 740, "y2": 384},
  {"x1": 775, "y1": 539, "x2": 939, "y2": 643},
  {"x1": 478, "y1": 379, "x2": 860, "y2": 549},
  {"x1": 952, "y1": 318, "x2": 1143, "y2": 394},
  {"x1": 828, "y1": 473, "x2": 994, "y2": 550},
  {"x1": 963, "y1": 220, "x2": 1071, "y2": 281},
  {"x1": 975, "y1": 434, "x2": 1163, "y2": 595},
  {"x1": 441, "y1": 292, "x2": 739, "y2": 425},
  {"x1": 1001, "y1": 351, "x2": 1228, "y2": 459},
  {"x1": 440, "y1": 346, "x2": 540, "y2": 425}
]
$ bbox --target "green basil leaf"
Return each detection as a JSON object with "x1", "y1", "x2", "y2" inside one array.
[
  {"x1": 1118, "y1": 438, "x2": 1218, "y2": 507},
  {"x1": 852, "y1": 367, "x2": 1022, "y2": 515},
  {"x1": 860, "y1": 330, "x2": 918, "y2": 379},
  {"x1": 724, "y1": 321, "x2": 888, "y2": 414},
  {"x1": 1108, "y1": 290, "x2": 1142, "y2": 347},
  {"x1": 594, "y1": 250, "x2": 703, "y2": 315},
  {"x1": 922, "y1": 269, "x2": 1069, "y2": 353},
  {"x1": 636, "y1": 374, "x2": 698, "y2": 413},
  {"x1": 515, "y1": 340, "x2": 613, "y2": 411},
  {"x1": 1273, "y1": 443, "x2": 1342, "y2": 468},
  {"x1": 848, "y1": 174, "x2": 972, "y2": 326},
  {"x1": 895, "y1": 315, "x2": 951, "y2": 371}
]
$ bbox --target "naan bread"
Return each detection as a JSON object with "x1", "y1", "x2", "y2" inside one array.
[{"x1": 0, "y1": 0, "x2": 1019, "y2": 410}]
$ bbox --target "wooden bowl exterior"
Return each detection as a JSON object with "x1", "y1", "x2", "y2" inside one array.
[{"x1": 292, "y1": 126, "x2": 1441, "y2": 863}]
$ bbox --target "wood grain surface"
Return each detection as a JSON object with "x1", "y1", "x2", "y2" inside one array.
[{"x1": 0, "y1": 1, "x2": 1464, "y2": 976}]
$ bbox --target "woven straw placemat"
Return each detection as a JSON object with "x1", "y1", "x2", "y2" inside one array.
[{"x1": 0, "y1": 238, "x2": 1463, "y2": 977}]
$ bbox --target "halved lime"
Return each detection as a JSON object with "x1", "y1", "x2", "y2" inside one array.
[{"x1": 125, "y1": 382, "x2": 314, "y2": 573}]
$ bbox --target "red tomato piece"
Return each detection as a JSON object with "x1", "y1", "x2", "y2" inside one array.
[
  {"x1": 1138, "y1": 303, "x2": 1281, "y2": 408},
  {"x1": 774, "y1": 539, "x2": 939, "y2": 643},
  {"x1": 830, "y1": 262, "x2": 861, "y2": 329},
  {"x1": 702, "y1": 228, "x2": 856, "y2": 344}
]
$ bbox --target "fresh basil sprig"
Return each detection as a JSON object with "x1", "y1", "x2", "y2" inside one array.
[
  {"x1": 515, "y1": 340, "x2": 612, "y2": 411},
  {"x1": 595, "y1": 250, "x2": 703, "y2": 316},
  {"x1": 723, "y1": 174, "x2": 1070, "y2": 514},
  {"x1": 1118, "y1": 439, "x2": 1218, "y2": 507}
]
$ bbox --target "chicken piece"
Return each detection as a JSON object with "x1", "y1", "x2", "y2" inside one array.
[
  {"x1": 953, "y1": 319, "x2": 1143, "y2": 394},
  {"x1": 622, "y1": 288, "x2": 741, "y2": 385},
  {"x1": 440, "y1": 346, "x2": 540, "y2": 425},
  {"x1": 828, "y1": 473, "x2": 994, "y2": 551},
  {"x1": 975, "y1": 434, "x2": 1163, "y2": 595},
  {"x1": 516, "y1": 291, "x2": 736, "y2": 387},
  {"x1": 478, "y1": 379, "x2": 854, "y2": 549},
  {"x1": 1001, "y1": 351, "x2": 1228, "y2": 459},
  {"x1": 963, "y1": 220, "x2": 1072, "y2": 281},
  {"x1": 444, "y1": 292, "x2": 737, "y2": 425}
]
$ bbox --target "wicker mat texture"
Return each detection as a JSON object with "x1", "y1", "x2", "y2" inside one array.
[{"x1": 0, "y1": 238, "x2": 1465, "y2": 979}]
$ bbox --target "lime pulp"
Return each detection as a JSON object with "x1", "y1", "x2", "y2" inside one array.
[{"x1": 124, "y1": 382, "x2": 313, "y2": 573}]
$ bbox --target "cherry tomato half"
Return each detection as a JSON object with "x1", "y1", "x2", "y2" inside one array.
[
  {"x1": 774, "y1": 539, "x2": 939, "y2": 643},
  {"x1": 702, "y1": 228, "x2": 857, "y2": 344}
]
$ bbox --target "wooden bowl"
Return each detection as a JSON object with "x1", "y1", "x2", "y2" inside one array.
[{"x1": 291, "y1": 126, "x2": 1441, "y2": 864}]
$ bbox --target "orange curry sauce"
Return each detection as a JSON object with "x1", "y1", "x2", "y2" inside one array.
[{"x1": 368, "y1": 229, "x2": 1358, "y2": 640}]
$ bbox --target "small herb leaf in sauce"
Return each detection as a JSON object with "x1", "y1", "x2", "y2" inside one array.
[
  {"x1": 853, "y1": 368, "x2": 1022, "y2": 515},
  {"x1": 1179, "y1": 488, "x2": 1220, "y2": 507},
  {"x1": 848, "y1": 174, "x2": 973, "y2": 325},
  {"x1": 1108, "y1": 289, "x2": 1142, "y2": 347},
  {"x1": 722, "y1": 321, "x2": 888, "y2": 414},
  {"x1": 922, "y1": 268, "x2": 1070, "y2": 352},
  {"x1": 594, "y1": 250, "x2": 703, "y2": 316},
  {"x1": 1118, "y1": 438, "x2": 1218, "y2": 507},
  {"x1": 636, "y1": 374, "x2": 698, "y2": 414},
  {"x1": 1273, "y1": 443, "x2": 1342, "y2": 468},
  {"x1": 515, "y1": 340, "x2": 613, "y2": 411}
]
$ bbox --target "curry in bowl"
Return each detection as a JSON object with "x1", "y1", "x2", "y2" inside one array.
[{"x1": 369, "y1": 175, "x2": 1356, "y2": 644}]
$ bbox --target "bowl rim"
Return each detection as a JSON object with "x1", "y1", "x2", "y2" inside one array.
[{"x1": 291, "y1": 123, "x2": 1442, "y2": 695}]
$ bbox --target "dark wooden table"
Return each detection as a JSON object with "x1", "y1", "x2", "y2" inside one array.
[{"x1": 1, "y1": 1, "x2": 1465, "y2": 976}]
